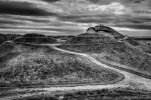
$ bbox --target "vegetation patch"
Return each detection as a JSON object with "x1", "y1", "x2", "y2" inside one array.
[
  {"x1": 14, "y1": 88, "x2": 151, "y2": 100},
  {"x1": 59, "y1": 25, "x2": 151, "y2": 76},
  {"x1": 0, "y1": 42, "x2": 121, "y2": 87}
]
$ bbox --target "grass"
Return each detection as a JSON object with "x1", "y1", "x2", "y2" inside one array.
[
  {"x1": 58, "y1": 35, "x2": 151, "y2": 76},
  {"x1": 14, "y1": 88, "x2": 151, "y2": 100},
  {"x1": 0, "y1": 42, "x2": 121, "y2": 87},
  {"x1": 13, "y1": 37, "x2": 57, "y2": 44},
  {"x1": 0, "y1": 89, "x2": 45, "y2": 98},
  {"x1": 136, "y1": 41, "x2": 151, "y2": 54}
]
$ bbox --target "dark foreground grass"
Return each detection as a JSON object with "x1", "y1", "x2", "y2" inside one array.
[
  {"x1": 14, "y1": 88, "x2": 151, "y2": 100},
  {"x1": 0, "y1": 90, "x2": 45, "y2": 98}
]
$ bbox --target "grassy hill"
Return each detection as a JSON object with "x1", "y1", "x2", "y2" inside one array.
[
  {"x1": 86, "y1": 25, "x2": 125, "y2": 39},
  {"x1": 0, "y1": 42, "x2": 121, "y2": 87},
  {"x1": 13, "y1": 33, "x2": 57, "y2": 44},
  {"x1": 13, "y1": 37, "x2": 57, "y2": 44},
  {"x1": 58, "y1": 24, "x2": 151, "y2": 76},
  {"x1": 132, "y1": 37, "x2": 151, "y2": 54},
  {"x1": 0, "y1": 33, "x2": 21, "y2": 44}
]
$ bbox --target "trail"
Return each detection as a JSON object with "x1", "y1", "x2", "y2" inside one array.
[
  {"x1": 9, "y1": 42, "x2": 151, "y2": 89},
  {"x1": 2, "y1": 42, "x2": 151, "y2": 100},
  {"x1": 52, "y1": 45, "x2": 151, "y2": 89}
]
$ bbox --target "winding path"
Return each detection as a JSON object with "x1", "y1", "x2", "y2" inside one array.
[
  {"x1": 51, "y1": 45, "x2": 151, "y2": 89},
  {"x1": 2, "y1": 42, "x2": 151, "y2": 100},
  {"x1": 24, "y1": 42, "x2": 151, "y2": 90}
]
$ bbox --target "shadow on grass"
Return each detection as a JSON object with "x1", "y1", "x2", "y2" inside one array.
[{"x1": 13, "y1": 88, "x2": 151, "y2": 100}]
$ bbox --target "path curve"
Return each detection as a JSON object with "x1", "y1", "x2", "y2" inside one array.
[
  {"x1": 51, "y1": 45, "x2": 151, "y2": 90},
  {"x1": 11, "y1": 42, "x2": 151, "y2": 90},
  {"x1": 2, "y1": 42, "x2": 151, "y2": 100}
]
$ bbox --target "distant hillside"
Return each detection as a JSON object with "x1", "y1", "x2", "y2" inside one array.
[
  {"x1": 133, "y1": 36, "x2": 151, "y2": 41},
  {"x1": 0, "y1": 33, "x2": 21, "y2": 44},
  {"x1": 59, "y1": 24, "x2": 151, "y2": 76},
  {"x1": 13, "y1": 33, "x2": 57, "y2": 44},
  {"x1": 0, "y1": 42, "x2": 121, "y2": 87},
  {"x1": 131, "y1": 36, "x2": 151, "y2": 54},
  {"x1": 22, "y1": 33, "x2": 46, "y2": 38}
]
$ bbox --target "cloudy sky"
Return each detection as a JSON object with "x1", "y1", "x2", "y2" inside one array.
[{"x1": 0, "y1": 0, "x2": 151, "y2": 36}]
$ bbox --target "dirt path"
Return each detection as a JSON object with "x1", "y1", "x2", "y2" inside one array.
[
  {"x1": 11, "y1": 42, "x2": 151, "y2": 89},
  {"x1": 52, "y1": 46, "x2": 151, "y2": 90},
  {"x1": 2, "y1": 43, "x2": 151, "y2": 100}
]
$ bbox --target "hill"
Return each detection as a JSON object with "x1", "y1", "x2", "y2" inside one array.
[
  {"x1": 66, "y1": 25, "x2": 140, "y2": 46},
  {"x1": 13, "y1": 33, "x2": 57, "y2": 44},
  {"x1": 58, "y1": 24, "x2": 151, "y2": 76},
  {"x1": 22, "y1": 33, "x2": 46, "y2": 38},
  {"x1": 0, "y1": 33, "x2": 21, "y2": 44},
  {"x1": 132, "y1": 36, "x2": 151, "y2": 54},
  {"x1": 0, "y1": 42, "x2": 122, "y2": 87},
  {"x1": 87, "y1": 25, "x2": 125, "y2": 39}
]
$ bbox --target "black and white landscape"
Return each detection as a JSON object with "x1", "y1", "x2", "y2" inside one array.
[{"x1": 0, "y1": 0, "x2": 151, "y2": 100}]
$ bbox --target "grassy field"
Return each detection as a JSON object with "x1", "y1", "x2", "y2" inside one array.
[{"x1": 0, "y1": 42, "x2": 122, "y2": 87}]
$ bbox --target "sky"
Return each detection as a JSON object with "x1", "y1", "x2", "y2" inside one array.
[{"x1": 0, "y1": 0, "x2": 151, "y2": 36}]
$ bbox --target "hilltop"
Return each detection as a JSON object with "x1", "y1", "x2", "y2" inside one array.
[
  {"x1": 58, "y1": 24, "x2": 151, "y2": 76},
  {"x1": 85, "y1": 25, "x2": 125, "y2": 39},
  {"x1": 66, "y1": 24, "x2": 140, "y2": 46},
  {"x1": 0, "y1": 33, "x2": 58, "y2": 45},
  {"x1": 0, "y1": 33, "x2": 21, "y2": 44},
  {"x1": 13, "y1": 33, "x2": 57, "y2": 44}
]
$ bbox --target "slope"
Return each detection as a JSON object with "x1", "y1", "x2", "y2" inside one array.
[
  {"x1": 58, "y1": 24, "x2": 151, "y2": 76},
  {"x1": 0, "y1": 42, "x2": 122, "y2": 87}
]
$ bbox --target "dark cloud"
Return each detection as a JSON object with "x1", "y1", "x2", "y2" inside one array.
[
  {"x1": 125, "y1": 0, "x2": 142, "y2": 3},
  {"x1": 42, "y1": 0, "x2": 61, "y2": 3},
  {"x1": 0, "y1": 1, "x2": 56, "y2": 16},
  {"x1": 88, "y1": 0, "x2": 113, "y2": 4},
  {"x1": 120, "y1": 0, "x2": 144, "y2": 4},
  {"x1": 127, "y1": 17, "x2": 151, "y2": 24},
  {"x1": 113, "y1": 16, "x2": 151, "y2": 30},
  {"x1": 116, "y1": 24, "x2": 151, "y2": 30},
  {"x1": 0, "y1": 20, "x2": 23, "y2": 25},
  {"x1": 88, "y1": 0, "x2": 149, "y2": 5},
  {"x1": 0, "y1": 25, "x2": 82, "y2": 33},
  {"x1": 0, "y1": 14, "x2": 52, "y2": 24},
  {"x1": 57, "y1": 13, "x2": 151, "y2": 31},
  {"x1": 0, "y1": 0, "x2": 150, "y2": 36},
  {"x1": 13, "y1": 17, "x2": 50, "y2": 23},
  {"x1": 110, "y1": 15, "x2": 151, "y2": 24},
  {"x1": 57, "y1": 14, "x2": 119, "y2": 25}
]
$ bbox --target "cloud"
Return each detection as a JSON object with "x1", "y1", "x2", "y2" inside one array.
[
  {"x1": 11, "y1": 16, "x2": 51, "y2": 23},
  {"x1": 88, "y1": 0, "x2": 145, "y2": 4},
  {"x1": 87, "y1": 2, "x2": 126, "y2": 15},
  {"x1": 112, "y1": 15, "x2": 151, "y2": 30},
  {"x1": 57, "y1": 14, "x2": 114, "y2": 24},
  {"x1": 57, "y1": 11, "x2": 151, "y2": 31},
  {"x1": 0, "y1": 19, "x2": 22, "y2": 25},
  {"x1": 0, "y1": 22, "x2": 85, "y2": 35},
  {"x1": 88, "y1": 0, "x2": 116, "y2": 4},
  {"x1": 0, "y1": 1, "x2": 55, "y2": 16},
  {"x1": 0, "y1": 13, "x2": 85, "y2": 35},
  {"x1": 0, "y1": 0, "x2": 150, "y2": 36},
  {"x1": 115, "y1": 24, "x2": 151, "y2": 30},
  {"x1": 42, "y1": 0, "x2": 61, "y2": 3}
]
